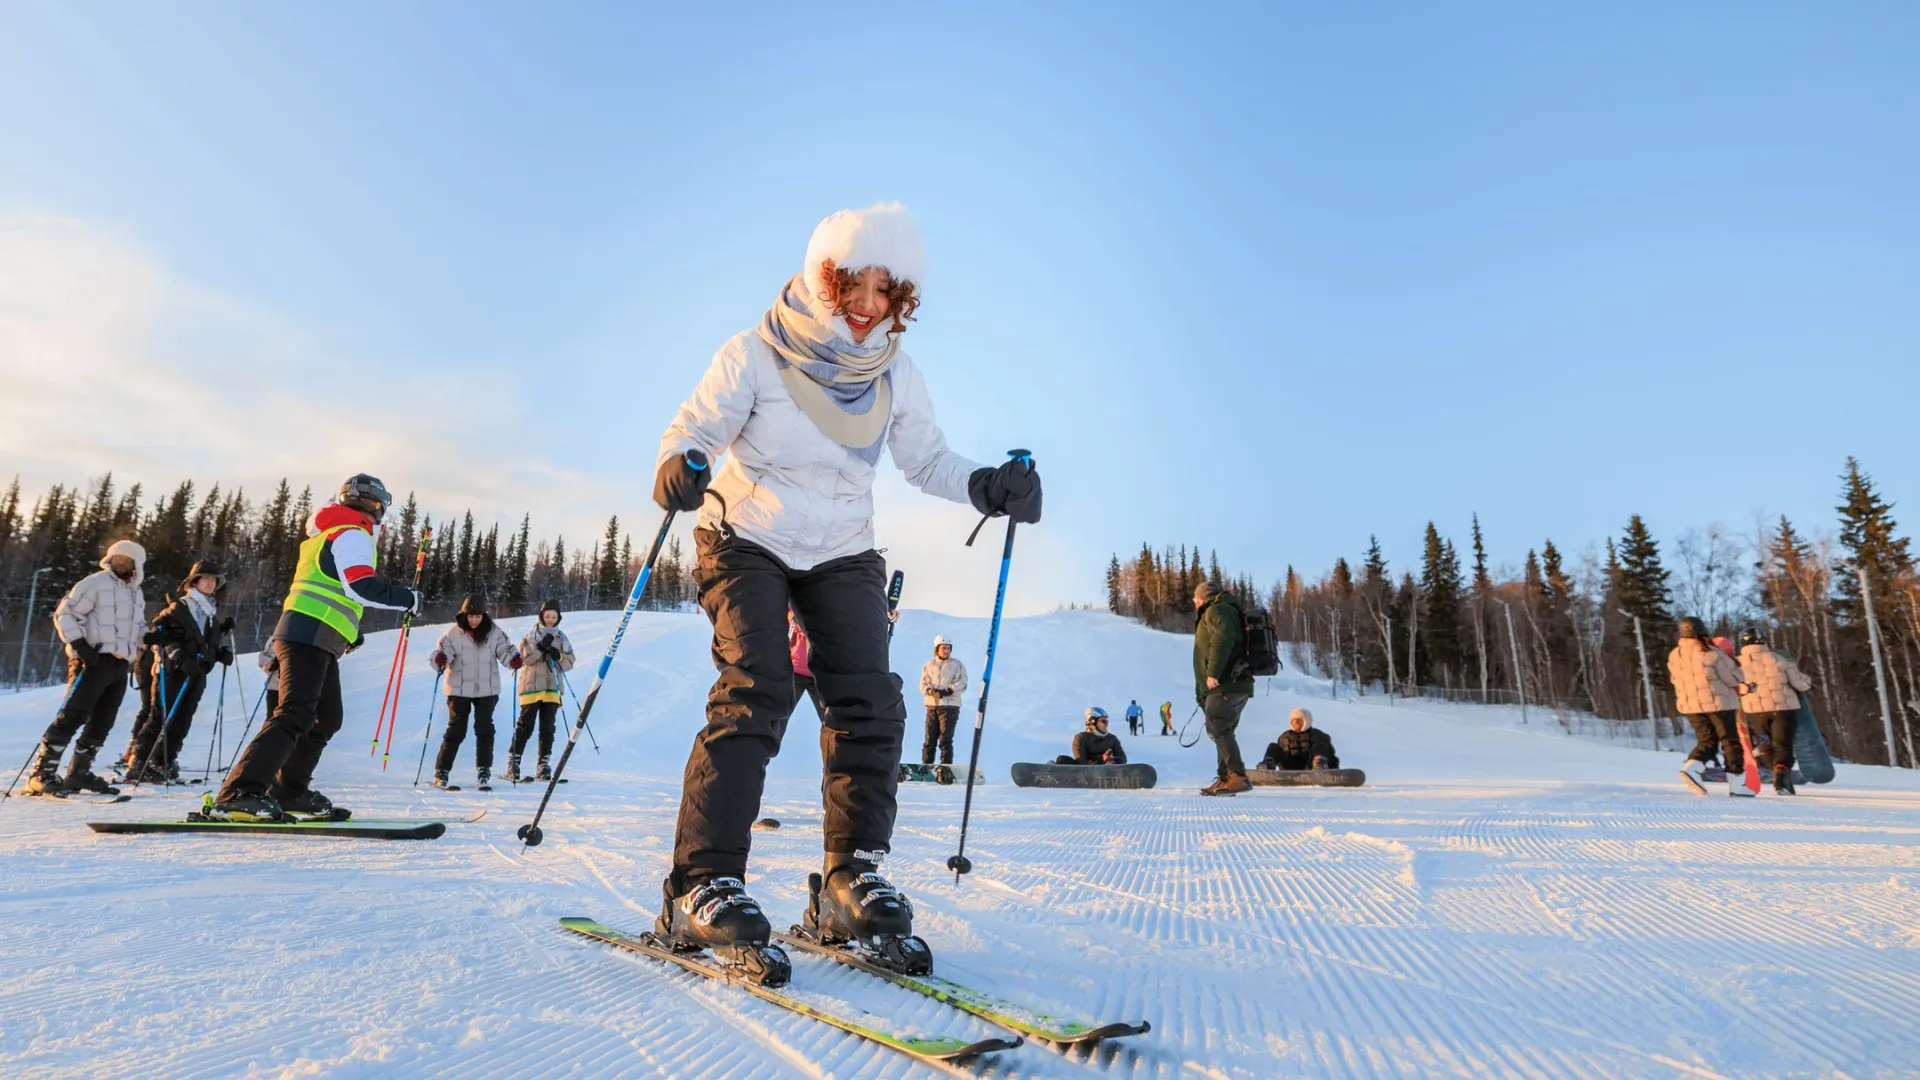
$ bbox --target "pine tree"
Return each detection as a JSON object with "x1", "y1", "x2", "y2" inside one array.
[
  {"x1": 1833, "y1": 457, "x2": 1913, "y2": 629},
  {"x1": 1419, "y1": 524, "x2": 1463, "y2": 686},
  {"x1": 595, "y1": 517, "x2": 623, "y2": 608},
  {"x1": 504, "y1": 514, "x2": 531, "y2": 607},
  {"x1": 141, "y1": 481, "x2": 196, "y2": 594},
  {"x1": 0, "y1": 477, "x2": 19, "y2": 566},
  {"x1": 1614, "y1": 516, "x2": 1675, "y2": 699},
  {"x1": 1106, "y1": 555, "x2": 1123, "y2": 614}
]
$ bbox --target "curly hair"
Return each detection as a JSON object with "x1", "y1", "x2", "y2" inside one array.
[{"x1": 818, "y1": 259, "x2": 919, "y2": 337}]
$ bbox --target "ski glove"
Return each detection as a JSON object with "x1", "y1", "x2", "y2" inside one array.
[
  {"x1": 967, "y1": 459, "x2": 1043, "y2": 524},
  {"x1": 432, "y1": 652, "x2": 448, "y2": 673},
  {"x1": 72, "y1": 639, "x2": 104, "y2": 668},
  {"x1": 653, "y1": 449, "x2": 712, "y2": 513},
  {"x1": 216, "y1": 646, "x2": 234, "y2": 667},
  {"x1": 507, "y1": 654, "x2": 524, "y2": 671},
  {"x1": 539, "y1": 641, "x2": 562, "y2": 661},
  {"x1": 407, "y1": 590, "x2": 426, "y2": 618},
  {"x1": 218, "y1": 616, "x2": 236, "y2": 634}
]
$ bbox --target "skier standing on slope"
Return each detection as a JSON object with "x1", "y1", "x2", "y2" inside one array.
[
  {"x1": 1668, "y1": 616, "x2": 1750, "y2": 796},
  {"x1": 1125, "y1": 699, "x2": 1143, "y2": 736},
  {"x1": 1194, "y1": 581, "x2": 1255, "y2": 796},
  {"x1": 649, "y1": 203, "x2": 1041, "y2": 980},
  {"x1": 214, "y1": 476, "x2": 423, "y2": 821},
  {"x1": 22, "y1": 540, "x2": 147, "y2": 797},
  {"x1": 1260, "y1": 707, "x2": 1340, "y2": 770},
  {"x1": 505, "y1": 599, "x2": 574, "y2": 784},
  {"x1": 125, "y1": 561, "x2": 234, "y2": 783},
  {"x1": 1736, "y1": 628, "x2": 1813, "y2": 795},
  {"x1": 1056, "y1": 707, "x2": 1127, "y2": 764},
  {"x1": 430, "y1": 595, "x2": 521, "y2": 791},
  {"x1": 1160, "y1": 700, "x2": 1174, "y2": 736},
  {"x1": 918, "y1": 634, "x2": 967, "y2": 767}
]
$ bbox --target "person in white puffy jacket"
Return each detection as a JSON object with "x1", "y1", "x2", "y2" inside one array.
[
  {"x1": 646, "y1": 203, "x2": 1042, "y2": 970},
  {"x1": 22, "y1": 540, "x2": 147, "y2": 797},
  {"x1": 429, "y1": 594, "x2": 521, "y2": 791}
]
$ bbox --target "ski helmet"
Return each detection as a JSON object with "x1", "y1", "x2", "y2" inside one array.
[
  {"x1": 338, "y1": 473, "x2": 393, "y2": 522},
  {"x1": 1085, "y1": 706, "x2": 1108, "y2": 727},
  {"x1": 932, "y1": 634, "x2": 952, "y2": 652},
  {"x1": 1677, "y1": 616, "x2": 1707, "y2": 640},
  {"x1": 1738, "y1": 626, "x2": 1767, "y2": 649}
]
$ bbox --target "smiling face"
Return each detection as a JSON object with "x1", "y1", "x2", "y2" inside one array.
[
  {"x1": 541, "y1": 609, "x2": 559, "y2": 628},
  {"x1": 837, "y1": 265, "x2": 893, "y2": 343}
]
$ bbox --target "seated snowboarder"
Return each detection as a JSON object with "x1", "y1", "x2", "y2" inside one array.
[
  {"x1": 1055, "y1": 707, "x2": 1128, "y2": 765},
  {"x1": 1260, "y1": 707, "x2": 1339, "y2": 770}
]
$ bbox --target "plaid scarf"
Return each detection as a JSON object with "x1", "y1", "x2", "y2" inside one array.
[{"x1": 756, "y1": 276, "x2": 896, "y2": 464}]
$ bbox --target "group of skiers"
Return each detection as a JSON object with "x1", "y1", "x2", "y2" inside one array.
[
  {"x1": 425, "y1": 595, "x2": 579, "y2": 791},
  {"x1": 1670, "y1": 617, "x2": 1814, "y2": 796}
]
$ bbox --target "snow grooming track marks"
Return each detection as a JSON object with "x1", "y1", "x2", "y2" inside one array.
[{"x1": 559, "y1": 917, "x2": 1024, "y2": 1065}]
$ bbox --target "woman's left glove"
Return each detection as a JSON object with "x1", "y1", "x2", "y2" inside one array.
[
  {"x1": 968, "y1": 458, "x2": 1043, "y2": 524},
  {"x1": 653, "y1": 449, "x2": 712, "y2": 512}
]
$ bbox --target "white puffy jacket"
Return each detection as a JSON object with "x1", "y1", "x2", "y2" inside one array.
[
  {"x1": 657, "y1": 330, "x2": 983, "y2": 571},
  {"x1": 54, "y1": 553, "x2": 147, "y2": 662},
  {"x1": 920, "y1": 656, "x2": 969, "y2": 707}
]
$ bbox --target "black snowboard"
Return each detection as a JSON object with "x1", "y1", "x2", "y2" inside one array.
[
  {"x1": 1248, "y1": 767, "x2": 1366, "y2": 788},
  {"x1": 1009, "y1": 763, "x2": 1157, "y2": 789}
]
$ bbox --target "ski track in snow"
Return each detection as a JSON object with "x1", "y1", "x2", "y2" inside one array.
[{"x1": 3, "y1": 609, "x2": 1918, "y2": 1078}]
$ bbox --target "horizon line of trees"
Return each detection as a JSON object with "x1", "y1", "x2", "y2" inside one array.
[
  {"x1": 1107, "y1": 457, "x2": 1918, "y2": 770},
  {"x1": 0, "y1": 474, "x2": 692, "y2": 685}
]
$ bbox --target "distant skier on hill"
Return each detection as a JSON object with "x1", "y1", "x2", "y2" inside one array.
[
  {"x1": 648, "y1": 202, "x2": 1041, "y2": 981},
  {"x1": 505, "y1": 599, "x2": 574, "y2": 784},
  {"x1": 1125, "y1": 700, "x2": 1143, "y2": 736},
  {"x1": 1260, "y1": 707, "x2": 1339, "y2": 770},
  {"x1": 919, "y1": 634, "x2": 967, "y2": 767},
  {"x1": 1668, "y1": 616, "x2": 1749, "y2": 796},
  {"x1": 215, "y1": 475, "x2": 423, "y2": 821},
  {"x1": 1159, "y1": 700, "x2": 1174, "y2": 736},
  {"x1": 1056, "y1": 707, "x2": 1127, "y2": 764}
]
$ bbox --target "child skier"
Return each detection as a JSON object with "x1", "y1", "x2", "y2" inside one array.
[
  {"x1": 215, "y1": 475, "x2": 422, "y2": 821},
  {"x1": 649, "y1": 203, "x2": 1041, "y2": 984},
  {"x1": 506, "y1": 599, "x2": 574, "y2": 783},
  {"x1": 430, "y1": 595, "x2": 521, "y2": 791},
  {"x1": 125, "y1": 561, "x2": 234, "y2": 783}
]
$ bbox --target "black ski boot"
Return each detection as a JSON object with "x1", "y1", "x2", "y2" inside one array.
[
  {"x1": 431, "y1": 771, "x2": 461, "y2": 791},
  {"x1": 60, "y1": 744, "x2": 120, "y2": 795},
  {"x1": 1773, "y1": 766, "x2": 1796, "y2": 796},
  {"x1": 654, "y1": 877, "x2": 790, "y2": 986},
  {"x1": 275, "y1": 788, "x2": 347, "y2": 821},
  {"x1": 801, "y1": 856, "x2": 933, "y2": 975},
  {"x1": 537, "y1": 756, "x2": 553, "y2": 781},
  {"x1": 22, "y1": 740, "x2": 69, "y2": 798},
  {"x1": 476, "y1": 767, "x2": 493, "y2": 792},
  {"x1": 503, "y1": 753, "x2": 522, "y2": 784},
  {"x1": 205, "y1": 791, "x2": 284, "y2": 822}
]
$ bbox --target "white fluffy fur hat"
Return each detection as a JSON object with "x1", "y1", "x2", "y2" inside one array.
[{"x1": 802, "y1": 202, "x2": 927, "y2": 305}]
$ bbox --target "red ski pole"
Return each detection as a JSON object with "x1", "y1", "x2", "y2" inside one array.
[{"x1": 373, "y1": 525, "x2": 433, "y2": 765}]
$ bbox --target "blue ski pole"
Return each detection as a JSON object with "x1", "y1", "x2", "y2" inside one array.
[
  {"x1": 948, "y1": 450, "x2": 1033, "y2": 883},
  {"x1": 519, "y1": 453, "x2": 704, "y2": 847},
  {"x1": 411, "y1": 669, "x2": 448, "y2": 786}
]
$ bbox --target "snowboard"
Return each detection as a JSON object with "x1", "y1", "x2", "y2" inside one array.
[
  {"x1": 897, "y1": 763, "x2": 983, "y2": 785},
  {"x1": 1793, "y1": 694, "x2": 1836, "y2": 784},
  {"x1": 1248, "y1": 767, "x2": 1366, "y2": 788},
  {"x1": 1009, "y1": 762, "x2": 1157, "y2": 789},
  {"x1": 87, "y1": 818, "x2": 447, "y2": 839}
]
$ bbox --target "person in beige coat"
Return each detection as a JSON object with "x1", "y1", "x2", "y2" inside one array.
[
  {"x1": 918, "y1": 635, "x2": 968, "y2": 766},
  {"x1": 1736, "y1": 627, "x2": 1813, "y2": 794},
  {"x1": 429, "y1": 595, "x2": 521, "y2": 791},
  {"x1": 21, "y1": 540, "x2": 147, "y2": 797},
  {"x1": 1667, "y1": 617, "x2": 1751, "y2": 796}
]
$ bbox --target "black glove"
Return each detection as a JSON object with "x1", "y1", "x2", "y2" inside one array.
[
  {"x1": 346, "y1": 632, "x2": 365, "y2": 655},
  {"x1": 967, "y1": 455, "x2": 1042, "y2": 524},
  {"x1": 216, "y1": 646, "x2": 234, "y2": 667},
  {"x1": 218, "y1": 616, "x2": 236, "y2": 634},
  {"x1": 72, "y1": 639, "x2": 104, "y2": 668},
  {"x1": 935, "y1": 687, "x2": 951, "y2": 698},
  {"x1": 197, "y1": 653, "x2": 215, "y2": 675},
  {"x1": 141, "y1": 629, "x2": 163, "y2": 647},
  {"x1": 653, "y1": 448, "x2": 712, "y2": 512},
  {"x1": 539, "y1": 641, "x2": 562, "y2": 661}
]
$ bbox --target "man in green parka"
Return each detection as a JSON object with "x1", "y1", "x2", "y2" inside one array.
[{"x1": 1193, "y1": 581, "x2": 1255, "y2": 795}]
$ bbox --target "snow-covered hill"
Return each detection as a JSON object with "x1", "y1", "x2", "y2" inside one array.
[{"x1": 3, "y1": 609, "x2": 1918, "y2": 1078}]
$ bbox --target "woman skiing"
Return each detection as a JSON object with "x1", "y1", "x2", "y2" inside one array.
[
  {"x1": 505, "y1": 599, "x2": 575, "y2": 783},
  {"x1": 126, "y1": 561, "x2": 234, "y2": 784},
  {"x1": 649, "y1": 203, "x2": 1041, "y2": 983},
  {"x1": 430, "y1": 595, "x2": 521, "y2": 791}
]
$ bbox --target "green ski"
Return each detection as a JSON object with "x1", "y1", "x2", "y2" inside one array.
[
  {"x1": 774, "y1": 927, "x2": 1149, "y2": 1047},
  {"x1": 559, "y1": 917, "x2": 1020, "y2": 1064}
]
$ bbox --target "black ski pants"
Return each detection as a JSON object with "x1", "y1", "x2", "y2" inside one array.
[
  {"x1": 922, "y1": 705, "x2": 959, "y2": 765},
  {"x1": 42, "y1": 654, "x2": 131, "y2": 757},
  {"x1": 128, "y1": 657, "x2": 206, "y2": 773},
  {"x1": 1203, "y1": 691, "x2": 1250, "y2": 779},
  {"x1": 671, "y1": 529, "x2": 905, "y2": 895},
  {"x1": 220, "y1": 640, "x2": 342, "y2": 803},
  {"x1": 436, "y1": 695, "x2": 498, "y2": 774},
  {"x1": 510, "y1": 700, "x2": 558, "y2": 760},
  {"x1": 1684, "y1": 711, "x2": 1743, "y2": 772},
  {"x1": 1754, "y1": 711, "x2": 1798, "y2": 771}
]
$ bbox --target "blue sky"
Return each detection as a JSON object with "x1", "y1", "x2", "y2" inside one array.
[{"x1": 2, "y1": 2, "x2": 1915, "y2": 614}]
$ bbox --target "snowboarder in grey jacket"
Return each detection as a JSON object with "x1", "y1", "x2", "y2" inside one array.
[
  {"x1": 648, "y1": 203, "x2": 1042, "y2": 978},
  {"x1": 430, "y1": 595, "x2": 521, "y2": 790},
  {"x1": 23, "y1": 540, "x2": 147, "y2": 797},
  {"x1": 506, "y1": 599, "x2": 575, "y2": 783}
]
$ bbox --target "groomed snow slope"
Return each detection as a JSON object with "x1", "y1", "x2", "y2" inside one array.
[{"x1": 3, "y1": 609, "x2": 1918, "y2": 1079}]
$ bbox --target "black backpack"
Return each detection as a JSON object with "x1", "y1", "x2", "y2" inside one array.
[{"x1": 1241, "y1": 604, "x2": 1281, "y2": 678}]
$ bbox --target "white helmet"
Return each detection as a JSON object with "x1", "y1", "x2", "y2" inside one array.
[{"x1": 933, "y1": 635, "x2": 952, "y2": 651}]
